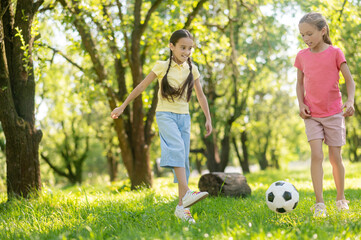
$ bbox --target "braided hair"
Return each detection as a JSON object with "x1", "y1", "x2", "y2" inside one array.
[
  {"x1": 161, "y1": 29, "x2": 194, "y2": 102},
  {"x1": 299, "y1": 12, "x2": 332, "y2": 45}
]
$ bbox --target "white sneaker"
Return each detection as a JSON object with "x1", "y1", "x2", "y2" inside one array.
[
  {"x1": 182, "y1": 190, "x2": 208, "y2": 208},
  {"x1": 336, "y1": 199, "x2": 349, "y2": 210},
  {"x1": 174, "y1": 207, "x2": 196, "y2": 223},
  {"x1": 311, "y1": 203, "x2": 327, "y2": 218}
]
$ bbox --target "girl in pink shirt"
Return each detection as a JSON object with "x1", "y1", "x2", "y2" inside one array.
[{"x1": 295, "y1": 12, "x2": 355, "y2": 217}]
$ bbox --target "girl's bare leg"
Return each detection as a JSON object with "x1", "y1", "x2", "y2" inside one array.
[
  {"x1": 328, "y1": 146, "x2": 345, "y2": 200},
  {"x1": 309, "y1": 139, "x2": 324, "y2": 203},
  {"x1": 174, "y1": 167, "x2": 190, "y2": 206}
]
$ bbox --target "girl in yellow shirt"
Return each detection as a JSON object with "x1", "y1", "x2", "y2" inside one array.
[{"x1": 111, "y1": 29, "x2": 212, "y2": 223}]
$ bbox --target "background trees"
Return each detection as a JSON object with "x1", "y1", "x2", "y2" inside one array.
[{"x1": 0, "y1": 0, "x2": 360, "y2": 197}]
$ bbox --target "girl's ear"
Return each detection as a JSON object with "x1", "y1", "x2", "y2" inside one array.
[
  {"x1": 321, "y1": 26, "x2": 327, "y2": 35},
  {"x1": 169, "y1": 43, "x2": 175, "y2": 51}
]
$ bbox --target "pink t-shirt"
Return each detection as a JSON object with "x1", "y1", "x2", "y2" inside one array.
[{"x1": 294, "y1": 46, "x2": 346, "y2": 117}]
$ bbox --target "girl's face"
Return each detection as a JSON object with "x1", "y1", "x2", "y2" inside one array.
[
  {"x1": 170, "y1": 37, "x2": 194, "y2": 64},
  {"x1": 299, "y1": 22, "x2": 327, "y2": 51}
]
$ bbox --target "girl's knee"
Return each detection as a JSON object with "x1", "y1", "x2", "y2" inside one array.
[{"x1": 311, "y1": 152, "x2": 324, "y2": 162}]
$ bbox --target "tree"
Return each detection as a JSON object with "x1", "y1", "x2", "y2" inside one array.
[
  {"x1": 190, "y1": 0, "x2": 291, "y2": 172},
  {"x1": 41, "y1": 118, "x2": 90, "y2": 185},
  {"x1": 0, "y1": 0, "x2": 44, "y2": 198}
]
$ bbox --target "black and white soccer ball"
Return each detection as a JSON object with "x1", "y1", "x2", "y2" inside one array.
[{"x1": 265, "y1": 181, "x2": 299, "y2": 214}]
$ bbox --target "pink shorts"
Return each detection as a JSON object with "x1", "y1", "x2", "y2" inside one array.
[{"x1": 304, "y1": 112, "x2": 346, "y2": 146}]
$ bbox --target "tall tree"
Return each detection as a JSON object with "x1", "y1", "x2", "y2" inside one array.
[
  {"x1": 0, "y1": 0, "x2": 43, "y2": 198},
  {"x1": 191, "y1": 0, "x2": 290, "y2": 172}
]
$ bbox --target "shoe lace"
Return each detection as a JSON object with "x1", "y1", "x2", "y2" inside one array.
[{"x1": 184, "y1": 209, "x2": 193, "y2": 219}]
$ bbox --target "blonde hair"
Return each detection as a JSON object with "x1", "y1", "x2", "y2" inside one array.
[{"x1": 299, "y1": 12, "x2": 332, "y2": 45}]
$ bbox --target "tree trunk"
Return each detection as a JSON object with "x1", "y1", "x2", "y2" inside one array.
[
  {"x1": 258, "y1": 154, "x2": 268, "y2": 170},
  {"x1": 204, "y1": 133, "x2": 222, "y2": 172},
  {"x1": 0, "y1": 0, "x2": 43, "y2": 199},
  {"x1": 240, "y1": 130, "x2": 250, "y2": 173},
  {"x1": 107, "y1": 149, "x2": 118, "y2": 182},
  {"x1": 232, "y1": 134, "x2": 250, "y2": 174}
]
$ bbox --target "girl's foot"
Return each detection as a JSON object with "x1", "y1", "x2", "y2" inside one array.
[
  {"x1": 311, "y1": 202, "x2": 327, "y2": 217},
  {"x1": 336, "y1": 199, "x2": 349, "y2": 210},
  {"x1": 182, "y1": 190, "x2": 208, "y2": 208},
  {"x1": 174, "y1": 206, "x2": 196, "y2": 223}
]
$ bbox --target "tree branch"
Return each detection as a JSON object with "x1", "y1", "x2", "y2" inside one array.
[
  {"x1": 184, "y1": 0, "x2": 209, "y2": 29},
  {"x1": 33, "y1": 0, "x2": 45, "y2": 12},
  {"x1": 115, "y1": 0, "x2": 131, "y2": 70},
  {"x1": 0, "y1": 1, "x2": 11, "y2": 19},
  {"x1": 41, "y1": 153, "x2": 70, "y2": 178},
  {"x1": 338, "y1": 0, "x2": 347, "y2": 22},
  {"x1": 38, "y1": 1, "x2": 56, "y2": 13},
  {"x1": 39, "y1": 43, "x2": 84, "y2": 71},
  {"x1": 140, "y1": 0, "x2": 163, "y2": 34},
  {"x1": 99, "y1": 5, "x2": 127, "y2": 101}
]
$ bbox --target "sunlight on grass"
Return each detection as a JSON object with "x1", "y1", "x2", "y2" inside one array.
[{"x1": 0, "y1": 161, "x2": 360, "y2": 239}]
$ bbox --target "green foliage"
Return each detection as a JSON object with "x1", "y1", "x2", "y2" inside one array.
[
  {"x1": 35, "y1": 56, "x2": 111, "y2": 184},
  {"x1": 25, "y1": 0, "x2": 361, "y2": 186},
  {"x1": 14, "y1": 27, "x2": 32, "y2": 75},
  {"x1": 1, "y1": 161, "x2": 361, "y2": 239}
]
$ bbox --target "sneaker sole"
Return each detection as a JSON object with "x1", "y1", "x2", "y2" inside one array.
[{"x1": 183, "y1": 193, "x2": 209, "y2": 208}]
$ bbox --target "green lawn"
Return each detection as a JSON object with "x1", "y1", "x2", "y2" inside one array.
[{"x1": 0, "y1": 161, "x2": 360, "y2": 240}]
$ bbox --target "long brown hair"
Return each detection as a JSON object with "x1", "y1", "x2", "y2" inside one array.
[
  {"x1": 299, "y1": 12, "x2": 332, "y2": 45},
  {"x1": 161, "y1": 29, "x2": 194, "y2": 102}
]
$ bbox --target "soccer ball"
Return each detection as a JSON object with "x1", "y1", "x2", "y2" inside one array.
[{"x1": 265, "y1": 181, "x2": 299, "y2": 214}]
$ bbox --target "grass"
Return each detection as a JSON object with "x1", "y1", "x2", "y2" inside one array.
[{"x1": 0, "y1": 161, "x2": 360, "y2": 240}]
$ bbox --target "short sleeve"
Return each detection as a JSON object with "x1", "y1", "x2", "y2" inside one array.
[
  {"x1": 294, "y1": 52, "x2": 303, "y2": 71},
  {"x1": 192, "y1": 64, "x2": 200, "y2": 80},
  {"x1": 336, "y1": 48, "x2": 346, "y2": 69},
  {"x1": 151, "y1": 61, "x2": 167, "y2": 77}
]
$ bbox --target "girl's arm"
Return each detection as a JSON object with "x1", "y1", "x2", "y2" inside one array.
[
  {"x1": 111, "y1": 71, "x2": 157, "y2": 119},
  {"x1": 296, "y1": 68, "x2": 311, "y2": 119},
  {"x1": 194, "y1": 78, "x2": 212, "y2": 137},
  {"x1": 340, "y1": 62, "x2": 355, "y2": 117}
]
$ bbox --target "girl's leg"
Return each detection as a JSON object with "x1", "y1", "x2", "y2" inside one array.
[
  {"x1": 174, "y1": 167, "x2": 190, "y2": 206},
  {"x1": 309, "y1": 139, "x2": 324, "y2": 203},
  {"x1": 328, "y1": 146, "x2": 345, "y2": 201}
]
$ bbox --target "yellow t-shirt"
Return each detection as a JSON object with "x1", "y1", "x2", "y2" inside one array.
[{"x1": 152, "y1": 59, "x2": 200, "y2": 114}]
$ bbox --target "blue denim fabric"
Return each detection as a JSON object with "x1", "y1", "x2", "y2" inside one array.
[{"x1": 156, "y1": 111, "x2": 191, "y2": 183}]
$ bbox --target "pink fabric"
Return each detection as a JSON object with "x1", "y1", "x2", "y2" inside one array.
[
  {"x1": 304, "y1": 112, "x2": 346, "y2": 146},
  {"x1": 294, "y1": 46, "x2": 346, "y2": 117}
]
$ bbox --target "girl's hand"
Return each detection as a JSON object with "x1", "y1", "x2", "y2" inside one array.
[
  {"x1": 205, "y1": 120, "x2": 212, "y2": 137},
  {"x1": 342, "y1": 100, "x2": 355, "y2": 117},
  {"x1": 299, "y1": 103, "x2": 311, "y2": 119},
  {"x1": 110, "y1": 106, "x2": 124, "y2": 119}
]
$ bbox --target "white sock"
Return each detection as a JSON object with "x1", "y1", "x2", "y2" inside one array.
[{"x1": 176, "y1": 205, "x2": 184, "y2": 210}]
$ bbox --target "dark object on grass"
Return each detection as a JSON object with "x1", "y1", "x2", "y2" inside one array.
[{"x1": 198, "y1": 172, "x2": 252, "y2": 197}]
